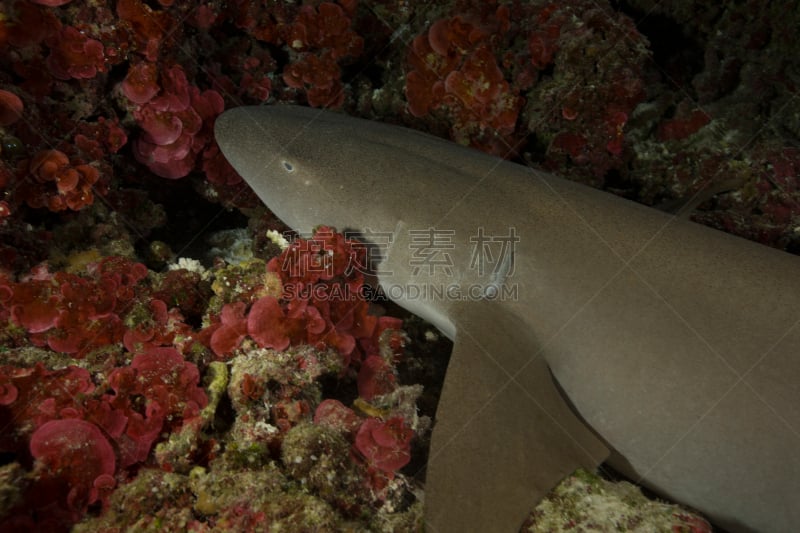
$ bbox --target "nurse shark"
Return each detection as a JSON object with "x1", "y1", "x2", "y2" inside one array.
[{"x1": 215, "y1": 104, "x2": 800, "y2": 533}]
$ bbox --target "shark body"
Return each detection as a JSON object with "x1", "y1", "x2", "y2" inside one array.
[{"x1": 216, "y1": 105, "x2": 800, "y2": 533}]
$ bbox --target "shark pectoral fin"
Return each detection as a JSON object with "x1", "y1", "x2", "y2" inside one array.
[{"x1": 424, "y1": 302, "x2": 609, "y2": 532}]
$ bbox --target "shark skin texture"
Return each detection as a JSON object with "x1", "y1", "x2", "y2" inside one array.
[{"x1": 215, "y1": 105, "x2": 800, "y2": 533}]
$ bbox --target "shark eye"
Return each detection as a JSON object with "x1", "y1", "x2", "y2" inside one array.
[{"x1": 282, "y1": 160, "x2": 295, "y2": 173}]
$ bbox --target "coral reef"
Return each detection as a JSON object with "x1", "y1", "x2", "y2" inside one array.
[
  {"x1": 523, "y1": 469, "x2": 712, "y2": 532},
  {"x1": 0, "y1": 0, "x2": 795, "y2": 244},
  {"x1": 0, "y1": 228, "x2": 420, "y2": 530},
  {"x1": 0, "y1": 0, "x2": 797, "y2": 529},
  {"x1": 0, "y1": 354, "x2": 207, "y2": 528},
  {"x1": 405, "y1": 6, "x2": 522, "y2": 155}
]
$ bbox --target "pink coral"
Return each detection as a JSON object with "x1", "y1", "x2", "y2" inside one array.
[
  {"x1": 313, "y1": 399, "x2": 361, "y2": 435},
  {"x1": 354, "y1": 417, "x2": 413, "y2": 473},
  {"x1": 122, "y1": 61, "x2": 160, "y2": 104},
  {"x1": 209, "y1": 301, "x2": 248, "y2": 356},
  {"x1": 357, "y1": 355, "x2": 396, "y2": 401},
  {"x1": 128, "y1": 64, "x2": 224, "y2": 179}
]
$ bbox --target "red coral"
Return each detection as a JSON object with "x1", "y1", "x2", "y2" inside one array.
[
  {"x1": 240, "y1": 71, "x2": 272, "y2": 102},
  {"x1": 0, "y1": 364, "x2": 95, "y2": 450},
  {"x1": 29, "y1": 419, "x2": 116, "y2": 513},
  {"x1": 0, "y1": 257, "x2": 162, "y2": 357},
  {"x1": 191, "y1": 4, "x2": 219, "y2": 29},
  {"x1": 6, "y1": 2, "x2": 60, "y2": 48},
  {"x1": 551, "y1": 132, "x2": 588, "y2": 160},
  {"x1": 6, "y1": 278, "x2": 60, "y2": 333},
  {"x1": 405, "y1": 32, "x2": 456, "y2": 118},
  {"x1": 231, "y1": 228, "x2": 407, "y2": 396},
  {"x1": 0, "y1": 89, "x2": 23, "y2": 126},
  {"x1": 657, "y1": 108, "x2": 712, "y2": 142},
  {"x1": 0, "y1": 347, "x2": 206, "y2": 529},
  {"x1": 270, "y1": 226, "x2": 359, "y2": 285},
  {"x1": 604, "y1": 109, "x2": 628, "y2": 156},
  {"x1": 135, "y1": 103, "x2": 188, "y2": 145},
  {"x1": 45, "y1": 301, "x2": 124, "y2": 355},
  {"x1": 287, "y1": 2, "x2": 363, "y2": 59},
  {"x1": 405, "y1": 11, "x2": 522, "y2": 154},
  {"x1": 523, "y1": 6, "x2": 647, "y2": 181},
  {"x1": 202, "y1": 143, "x2": 242, "y2": 186},
  {"x1": 527, "y1": 17, "x2": 562, "y2": 70},
  {"x1": 0, "y1": 379, "x2": 18, "y2": 405},
  {"x1": 122, "y1": 298, "x2": 187, "y2": 353},
  {"x1": 129, "y1": 347, "x2": 206, "y2": 420},
  {"x1": 247, "y1": 295, "x2": 310, "y2": 351},
  {"x1": 283, "y1": 51, "x2": 345, "y2": 108},
  {"x1": 259, "y1": 228, "x2": 370, "y2": 361},
  {"x1": 198, "y1": 227, "x2": 405, "y2": 384},
  {"x1": 117, "y1": 0, "x2": 172, "y2": 62},
  {"x1": 45, "y1": 26, "x2": 106, "y2": 80},
  {"x1": 20, "y1": 149, "x2": 99, "y2": 211},
  {"x1": 107, "y1": 347, "x2": 207, "y2": 466},
  {"x1": 91, "y1": 255, "x2": 148, "y2": 299},
  {"x1": 272, "y1": 398, "x2": 311, "y2": 431},
  {"x1": 354, "y1": 417, "x2": 413, "y2": 473},
  {"x1": 241, "y1": 373, "x2": 265, "y2": 401},
  {"x1": 30, "y1": 0, "x2": 72, "y2": 5},
  {"x1": 73, "y1": 117, "x2": 129, "y2": 159},
  {"x1": 151, "y1": 268, "x2": 211, "y2": 320},
  {"x1": 280, "y1": 1, "x2": 363, "y2": 108}
]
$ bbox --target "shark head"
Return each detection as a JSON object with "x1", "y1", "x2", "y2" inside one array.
[
  {"x1": 215, "y1": 105, "x2": 364, "y2": 236},
  {"x1": 215, "y1": 105, "x2": 468, "y2": 234},
  {"x1": 215, "y1": 105, "x2": 509, "y2": 234},
  {"x1": 214, "y1": 105, "x2": 518, "y2": 338}
]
